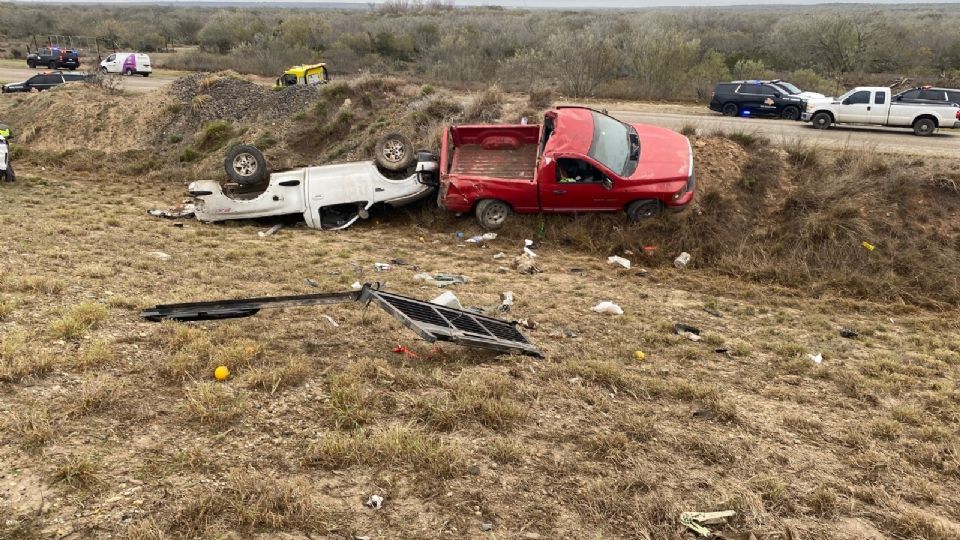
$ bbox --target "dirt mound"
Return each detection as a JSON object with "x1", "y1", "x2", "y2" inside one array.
[{"x1": 167, "y1": 72, "x2": 324, "y2": 124}]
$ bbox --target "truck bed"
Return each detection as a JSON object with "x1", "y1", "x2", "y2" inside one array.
[{"x1": 447, "y1": 125, "x2": 540, "y2": 180}]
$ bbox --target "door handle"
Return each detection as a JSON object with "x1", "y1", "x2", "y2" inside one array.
[
  {"x1": 867, "y1": 106, "x2": 871, "y2": 111},
  {"x1": 552, "y1": 189, "x2": 566, "y2": 195}
]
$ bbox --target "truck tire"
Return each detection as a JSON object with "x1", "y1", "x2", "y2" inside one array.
[
  {"x1": 124, "y1": 68, "x2": 134, "y2": 76},
  {"x1": 626, "y1": 199, "x2": 662, "y2": 222},
  {"x1": 781, "y1": 106, "x2": 800, "y2": 121},
  {"x1": 913, "y1": 117, "x2": 936, "y2": 136},
  {"x1": 4, "y1": 163, "x2": 14, "y2": 183},
  {"x1": 811, "y1": 112, "x2": 832, "y2": 130},
  {"x1": 722, "y1": 103, "x2": 739, "y2": 117},
  {"x1": 224, "y1": 145, "x2": 268, "y2": 185},
  {"x1": 142, "y1": 72, "x2": 150, "y2": 77},
  {"x1": 475, "y1": 199, "x2": 511, "y2": 230},
  {"x1": 27, "y1": 59, "x2": 36, "y2": 68},
  {"x1": 47, "y1": 61, "x2": 57, "y2": 70},
  {"x1": 374, "y1": 133, "x2": 415, "y2": 172},
  {"x1": 100, "y1": 67, "x2": 108, "y2": 74}
]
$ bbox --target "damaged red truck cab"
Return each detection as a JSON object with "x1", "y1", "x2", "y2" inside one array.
[{"x1": 438, "y1": 106, "x2": 695, "y2": 229}]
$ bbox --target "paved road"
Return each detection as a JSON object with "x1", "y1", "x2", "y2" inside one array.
[
  {"x1": 607, "y1": 108, "x2": 960, "y2": 158},
  {"x1": 0, "y1": 65, "x2": 175, "y2": 93}
]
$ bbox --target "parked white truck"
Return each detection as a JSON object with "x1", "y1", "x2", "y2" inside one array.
[{"x1": 802, "y1": 86, "x2": 960, "y2": 136}]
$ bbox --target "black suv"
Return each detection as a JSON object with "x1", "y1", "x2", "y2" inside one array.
[
  {"x1": 709, "y1": 80, "x2": 806, "y2": 120},
  {"x1": 894, "y1": 86, "x2": 960, "y2": 106},
  {"x1": 1, "y1": 71, "x2": 90, "y2": 93},
  {"x1": 26, "y1": 47, "x2": 80, "y2": 70}
]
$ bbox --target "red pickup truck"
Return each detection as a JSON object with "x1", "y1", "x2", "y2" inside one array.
[{"x1": 437, "y1": 106, "x2": 695, "y2": 229}]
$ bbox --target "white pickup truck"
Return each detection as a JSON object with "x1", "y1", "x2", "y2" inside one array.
[{"x1": 802, "y1": 86, "x2": 960, "y2": 136}]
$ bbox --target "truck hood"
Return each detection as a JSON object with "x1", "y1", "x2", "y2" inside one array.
[
  {"x1": 629, "y1": 125, "x2": 691, "y2": 181},
  {"x1": 798, "y1": 91, "x2": 826, "y2": 100}
]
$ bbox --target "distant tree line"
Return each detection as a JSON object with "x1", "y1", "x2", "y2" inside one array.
[{"x1": 1, "y1": 2, "x2": 958, "y2": 99}]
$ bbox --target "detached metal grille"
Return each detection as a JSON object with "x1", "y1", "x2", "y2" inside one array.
[{"x1": 141, "y1": 284, "x2": 542, "y2": 358}]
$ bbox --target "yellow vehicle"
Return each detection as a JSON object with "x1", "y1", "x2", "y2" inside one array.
[{"x1": 274, "y1": 63, "x2": 329, "y2": 89}]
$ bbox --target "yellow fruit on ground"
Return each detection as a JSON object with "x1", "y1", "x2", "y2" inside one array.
[
  {"x1": 214, "y1": 365, "x2": 230, "y2": 381},
  {"x1": 634, "y1": 351, "x2": 646, "y2": 361}
]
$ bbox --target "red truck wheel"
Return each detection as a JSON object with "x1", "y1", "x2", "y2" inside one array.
[
  {"x1": 627, "y1": 200, "x2": 662, "y2": 222},
  {"x1": 476, "y1": 199, "x2": 511, "y2": 230}
]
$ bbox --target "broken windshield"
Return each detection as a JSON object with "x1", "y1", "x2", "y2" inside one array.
[{"x1": 588, "y1": 111, "x2": 637, "y2": 177}]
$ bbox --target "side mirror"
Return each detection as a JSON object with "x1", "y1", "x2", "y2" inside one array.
[{"x1": 602, "y1": 177, "x2": 613, "y2": 190}]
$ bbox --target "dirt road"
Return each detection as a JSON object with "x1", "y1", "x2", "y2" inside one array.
[{"x1": 0, "y1": 63, "x2": 176, "y2": 93}]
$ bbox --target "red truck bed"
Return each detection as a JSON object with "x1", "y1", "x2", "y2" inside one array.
[{"x1": 447, "y1": 125, "x2": 540, "y2": 180}]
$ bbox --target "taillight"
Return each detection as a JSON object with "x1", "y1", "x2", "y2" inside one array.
[{"x1": 956, "y1": 110, "x2": 960, "y2": 120}]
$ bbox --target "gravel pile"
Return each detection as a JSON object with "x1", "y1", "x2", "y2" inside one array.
[{"x1": 169, "y1": 73, "x2": 324, "y2": 124}]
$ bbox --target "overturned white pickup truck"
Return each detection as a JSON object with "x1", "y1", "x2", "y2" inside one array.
[{"x1": 188, "y1": 133, "x2": 437, "y2": 230}]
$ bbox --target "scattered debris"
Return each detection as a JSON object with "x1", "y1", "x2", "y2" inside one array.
[
  {"x1": 674, "y1": 323, "x2": 702, "y2": 342},
  {"x1": 351, "y1": 281, "x2": 362, "y2": 290},
  {"x1": 431, "y1": 291, "x2": 463, "y2": 310},
  {"x1": 141, "y1": 283, "x2": 543, "y2": 357},
  {"x1": 562, "y1": 328, "x2": 578, "y2": 338},
  {"x1": 643, "y1": 245, "x2": 657, "y2": 256},
  {"x1": 493, "y1": 252, "x2": 506, "y2": 260},
  {"x1": 497, "y1": 266, "x2": 510, "y2": 273},
  {"x1": 635, "y1": 269, "x2": 649, "y2": 277},
  {"x1": 517, "y1": 318, "x2": 538, "y2": 330},
  {"x1": 862, "y1": 241, "x2": 876, "y2": 251},
  {"x1": 147, "y1": 203, "x2": 195, "y2": 219},
  {"x1": 258, "y1": 224, "x2": 282, "y2": 238},
  {"x1": 389, "y1": 258, "x2": 408, "y2": 266},
  {"x1": 634, "y1": 350, "x2": 646, "y2": 361},
  {"x1": 365, "y1": 494, "x2": 384, "y2": 510},
  {"x1": 523, "y1": 239, "x2": 538, "y2": 258},
  {"x1": 322, "y1": 314, "x2": 339, "y2": 327},
  {"x1": 513, "y1": 254, "x2": 541, "y2": 275},
  {"x1": 674, "y1": 251, "x2": 692, "y2": 269},
  {"x1": 374, "y1": 262, "x2": 392, "y2": 272},
  {"x1": 466, "y1": 232, "x2": 498, "y2": 244},
  {"x1": 592, "y1": 301, "x2": 624, "y2": 316},
  {"x1": 704, "y1": 307, "x2": 722, "y2": 317},
  {"x1": 146, "y1": 251, "x2": 171, "y2": 261},
  {"x1": 480, "y1": 523, "x2": 494, "y2": 532},
  {"x1": 714, "y1": 348, "x2": 729, "y2": 354},
  {"x1": 415, "y1": 272, "x2": 470, "y2": 287},
  {"x1": 455, "y1": 231, "x2": 465, "y2": 240},
  {"x1": 607, "y1": 255, "x2": 631, "y2": 269},
  {"x1": 840, "y1": 328, "x2": 859, "y2": 339},
  {"x1": 808, "y1": 353, "x2": 823, "y2": 364},
  {"x1": 680, "y1": 510, "x2": 736, "y2": 537},
  {"x1": 499, "y1": 291, "x2": 514, "y2": 312},
  {"x1": 305, "y1": 278, "x2": 319, "y2": 288}
]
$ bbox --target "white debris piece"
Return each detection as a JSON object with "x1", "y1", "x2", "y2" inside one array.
[
  {"x1": 431, "y1": 291, "x2": 463, "y2": 310},
  {"x1": 607, "y1": 256, "x2": 631, "y2": 269},
  {"x1": 808, "y1": 353, "x2": 823, "y2": 364},
  {"x1": 322, "y1": 315, "x2": 339, "y2": 327},
  {"x1": 258, "y1": 224, "x2": 282, "y2": 237},
  {"x1": 592, "y1": 301, "x2": 624, "y2": 316},
  {"x1": 493, "y1": 252, "x2": 506, "y2": 260},
  {"x1": 466, "y1": 232, "x2": 498, "y2": 243},
  {"x1": 365, "y1": 494, "x2": 384, "y2": 510},
  {"x1": 351, "y1": 281, "x2": 362, "y2": 290},
  {"x1": 499, "y1": 291, "x2": 514, "y2": 312},
  {"x1": 374, "y1": 262, "x2": 392, "y2": 272},
  {"x1": 146, "y1": 251, "x2": 171, "y2": 260},
  {"x1": 674, "y1": 252, "x2": 692, "y2": 268}
]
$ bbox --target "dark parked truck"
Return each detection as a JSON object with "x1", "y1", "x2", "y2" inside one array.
[
  {"x1": 438, "y1": 106, "x2": 694, "y2": 229},
  {"x1": 1, "y1": 71, "x2": 89, "y2": 93},
  {"x1": 26, "y1": 47, "x2": 80, "y2": 70}
]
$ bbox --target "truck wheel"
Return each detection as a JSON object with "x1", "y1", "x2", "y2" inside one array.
[
  {"x1": 47, "y1": 61, "x2": 57, "y2": 70},
  {"x1": 626, "y1": 200, "x2": 662, "y2": 222},
  {"x1": 781, "y1": 106, "x2": 800, "y2": 121},
  {"x1": 142, "y1": 72, "x2": 150, "y2": 77},
  {"x1": 374, "y1": 132, "x2": 415, "y2": 172},
  {"x1": 27, "y1": 59, "x2": 36, "y2": 68},
  {"x1": 811, "y1": 112, "x2": 832, "y2": 130},
  {"x1": 722, "y1": 103, "x2": 739, "y2": 117},
  {"x1": 224, "y1": 145, "x2": 268, "y2": 185},
  {"x1": 100, "y1": 67, "x2": 108, "y2": 74},
  {"x1": 913, "y1": 118, "x2": 936, "y2": 136},
  {"x1": 475, "y1": 199, "x2": 511, "y2": 230},
  {"x1": 4, "y1": 163, "x2": 14, "y2": 183},
  {"x1": 124, "y1": 68, "x2": 134, "y2": 76}
]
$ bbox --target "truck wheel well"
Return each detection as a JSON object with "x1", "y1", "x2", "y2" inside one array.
[
  {"x1": 914, "y1": 115, "x2": 938, "y2": 127},
  {"x1": 472, "y1": 198, "x2": 513, "y2": 212}
]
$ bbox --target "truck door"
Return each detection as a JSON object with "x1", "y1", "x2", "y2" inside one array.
[
  {"x1": 839, "y1": 90, "x2": 872, "y2": 123},
  {"x1": 539, "y1": 157, "x2": 620, "y2": 212},
  {"x1": 869, "y1": 90, "x2": 889, "y2": 124}
]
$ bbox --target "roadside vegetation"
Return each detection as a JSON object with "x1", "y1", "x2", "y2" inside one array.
[{"x1": 2, "y1": 3, "x2": 960, "y2": 99}]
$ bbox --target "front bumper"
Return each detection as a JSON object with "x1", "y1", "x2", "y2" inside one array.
[{"x1": 801, "y1": 112, "x2": 813, "y2": 121}]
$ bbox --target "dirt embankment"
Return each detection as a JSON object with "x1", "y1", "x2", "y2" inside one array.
[{"x1": 2, "y1": 74, "x2": 960, "y2": 306}]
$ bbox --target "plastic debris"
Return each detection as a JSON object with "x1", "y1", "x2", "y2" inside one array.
[
  {"x1": 148, "y1": 203, "x2": 195, "y2": 219},
  {"x1": 499, "y1": 291, "x2": 514, "y2": 312},
  {"x1": 517, "y1": 318, "x2": 538, "y2": 329},
  {"x1": 862, "y1": 241, "x2": 876, "y2": 251},
  {"x1": 523, "y1": 239, "x2": 538, "y2": 258},
  {"x1": 607, "y1": 255, "x2": 631, "y2": 269},
  {"x1": 643, "y1": 245, "x2": 657, "y2": 256},
  {"x1": 393, "y1": 344, "x2": 419, "y2": 358},
  {"x1": 480, "y1": 523, "x2": 494, "y2": 532},
  {"x1": 674, "y1": 323, "x2": 701, "y2": 338},
  {"x1": 674, "y1": 251, "x2": 692, "y2": 268},
  {"x1": 351, "y1": 281, "x2": 362, "y2": 290},
  {"x1": 258, "y1": 224, "x2": 283, "y2": 238},
  {"x1": 455, "y1": 231, "x2": 465, "y2": 240},
  {"x1": 592, "y1": 301, "x2": 624, "y2": 316},
  {"x1": 562, "y1": 328, "x2": 578, "y2": 338},
  {"x1": 493, "y1": 252, "x2": 506, "y2": 260},
  {"x1": 466, "y1": 232, "x2": 498, "y2": 244},
  {"x1": 322, "y1": 314, "x2": 339, "y2": 327},
  {"x1": 146, "y1": 251, "x2": 171, "y2": 260},
  {"x1": 431, "y1": 291, "x2": 463, "y2": 310},
  {"x1": 415, "y1": 273, "x2": 469, "y2": 287},
  {"x1": 808, "y1": 353, "x2": 823, "y2": 364},
  {"x1": 365, "y1": 495, "x2": 384, "y2": 510},
  {"x1": 305, "y1": 278, "x2": 319, "y2": 288},
  {"x1": 840, "y1": 328, "x2": 858, "y2": 338},
  {"x1": 374, "y1": 262, "x2": 392, "y2": 272},
  {"x1": 680, "y1": 510, "x2": 736, "y2": 537},
  {"x1": 634, "y1": 351, "x2": 646, "y2": 361}
]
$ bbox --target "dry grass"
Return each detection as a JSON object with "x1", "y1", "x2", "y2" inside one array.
[{"x1": 47, "y1": 301, "x2": 107, "y2": 340}]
